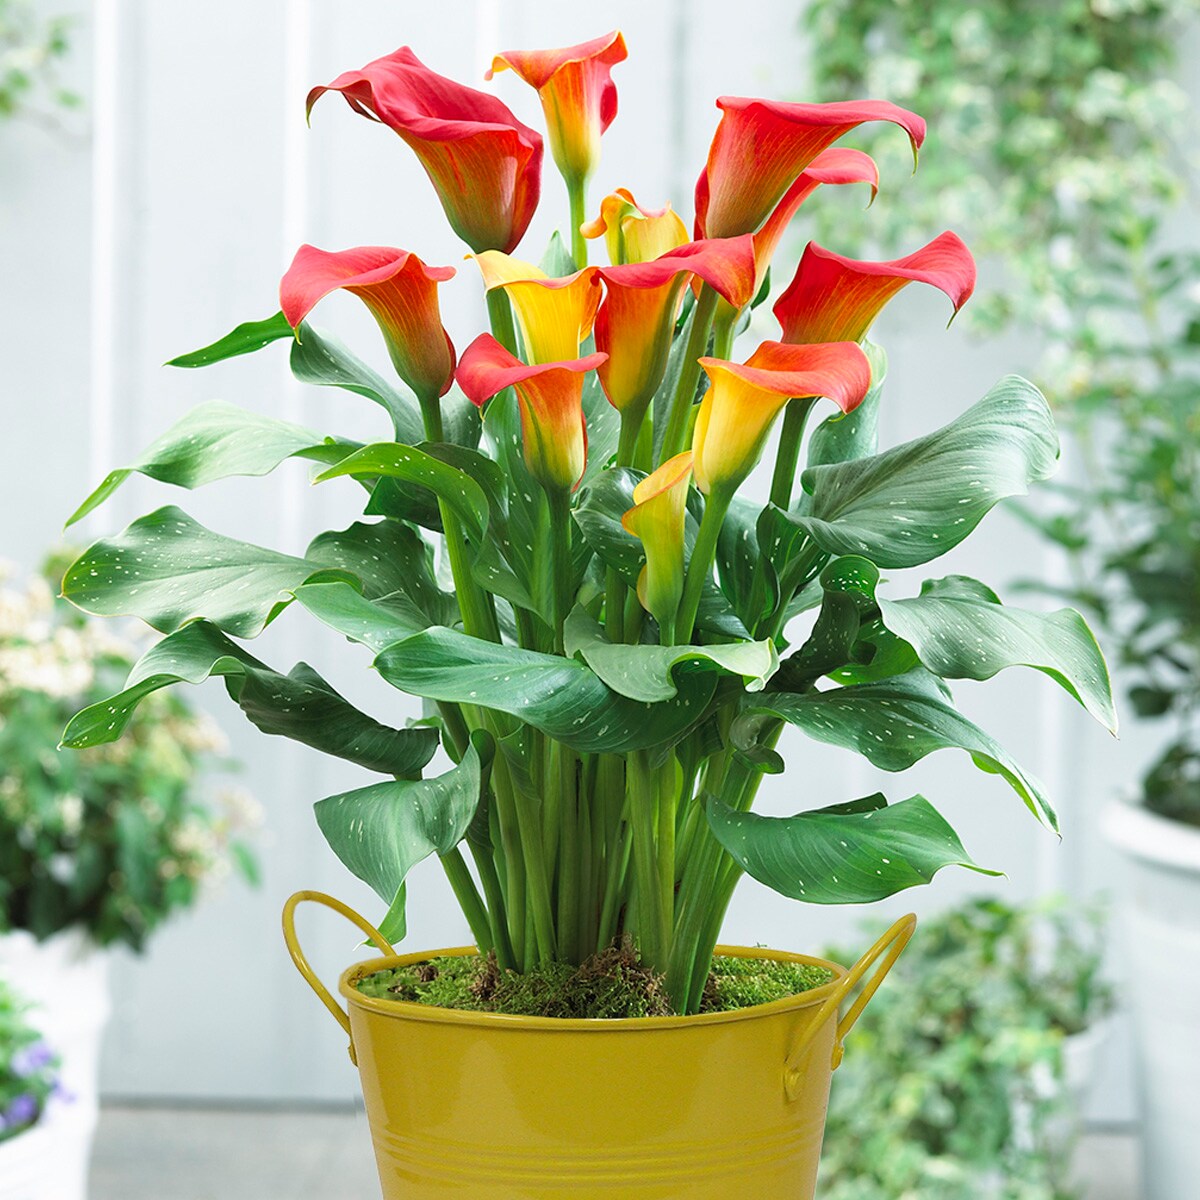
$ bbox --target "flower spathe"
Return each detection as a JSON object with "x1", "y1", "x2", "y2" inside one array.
[
  {"x1": 471, "y1": 252, "x2": 602, "y2": 364},
  {"x1": 743, "y1": 147, "x2": 879, "y2": 301},
  {"x1": 456, "y1": 333, "x2": 605, "y2": 492},
  {"x1": 691, "y1": 340, "x2": 871, "y2": 495},
  {"x1": 280, "y1": 244, "x2": 456, "y2": 399},
  {"x1": 621, "y1": 452, "x2": 694, "y2": 634},
  {"x1": 695, "y1": 97, "x2": 925, "y2": 240},
  {"x1": 581, "y1": 188, "x2": 689, "y2": 265},
  {"x1": 774, "y1": 231, "x2": 977, "y2": 345},
  {"x1": 307, "y1": 46, "x2": 543, "y2": 254},
  {"x1": 595, "y1": 237, "x2": 756, "y2": 422},
  {"x1": 489, "y1": 31, "x2": 627, "y2": 186}
]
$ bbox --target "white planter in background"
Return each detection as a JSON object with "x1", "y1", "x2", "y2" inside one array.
[
  {"x1": 0, "y1": 928, "x2": 110, "y2": 1200},
  {"x1": 0, "y1": 1120, "x2": 55, "y2": 1200},
  {"x1": 1104, "y1": 800, "x2": 1200, "y2": 1200}
]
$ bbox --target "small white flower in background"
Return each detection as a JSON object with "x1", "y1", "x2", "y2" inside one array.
[
  {"x1": 57, "y1": 793, "x2": 84, "y2": 837},
  {"x1": 217, "y1": 785, "x2": 265, "y2": 832},
  {"x1": 174, "y1": 710, "x2": 231, "y2": 755}
]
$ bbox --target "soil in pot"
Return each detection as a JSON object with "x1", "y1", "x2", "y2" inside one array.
[{"x1": 355, "y1": 940, "x2": 834, "y2": 1019}]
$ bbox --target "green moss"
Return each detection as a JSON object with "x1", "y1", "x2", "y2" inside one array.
[
  {"x1": 355, "y1": 945, "x2": 832, "y2": 1018},
  {"x1": 701, "y1": 955, "x2": 833, "y2": 1012}
]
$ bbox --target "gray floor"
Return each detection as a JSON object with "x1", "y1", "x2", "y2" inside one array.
[{"x1": 90, "y1": 1106, "x2": 1141, "y2": 1199}]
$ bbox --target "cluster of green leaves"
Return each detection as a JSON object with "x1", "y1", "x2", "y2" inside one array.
[
  {"x1": 0, "y1": 0, "x2": 77, "y2": 123},
  {"x1": 819, "y1": 896, "x2": 1115, "y2": 1200},
  {"x1": 0, "y1": 562, "x2": 258, "y2": 951},
  {"x1": 805, "y1": 0, "x2": 1199, "y2": 825},
  {"x1": 58, "y1": 286, "x2": 1115, "y2": 1012},
  {"x1": 0, "y1": 979, "x2": 60, "y2": 1143}
]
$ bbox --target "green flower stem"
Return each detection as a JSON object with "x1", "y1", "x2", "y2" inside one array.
[
  {"x1": 548, "y1": 489, "x2": 573, "y2": 655},
  {"x1": 596, "y1": 822, "x2": 631, "y2": 952},
  {"x1": 418, "y1": 392, "x2": 500, "y2": 643},
  {"x1": 712, "y1": 307, "x2": 737, "y2": 361},
  {"x1": 656, "y1": 756, "x2": 677, "y2": 943},
  {"x1": 436, "y1": 701, "x2": 471, "y2": 762},
  {"x1": 553, "y1": 740, "x2": 580, "y2": 963},
  {"x1": 512, "y1": 783, "x2": 558, "y2": 964},
  {"x1": 486, "y1": 287, "x2": 519, "y2": 356},
  {"x1": 568, "y1": 179, "x2": 589, "y2": 270},
  {"x1": 659, "y1": 284, "x2": 720, "y2": 465},
  {"x1": 489, "y1": 753, "x2": 527, "y2": 966},
  {"x1": 617, "y1": 408, "x2": 645, "y2": 467},
  {"x1": 438, "y1": 847, "x2": 493, "y2": 954},
  {"x1": 675, "y1": 486, "x2": 733, "y2": 645},
  {"x1": 627, "y1": 750, "x2": 666, "y2": 970},
  {"x1": 769, "y1": 397, "x2": 817, "y2": 511},
  {"x1": 604, "y1": 565, "x2": 626, "y2": 643},
  {"x1": 468, "y1": 838, "x2": 517, "y2": 970}
]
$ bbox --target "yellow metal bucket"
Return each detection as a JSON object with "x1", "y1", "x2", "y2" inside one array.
[{"x1": 283, "y1": 891, "x2": 914, "y2": 1200}]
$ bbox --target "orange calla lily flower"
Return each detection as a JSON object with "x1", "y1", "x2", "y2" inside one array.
[
  {"x1": 742, "y1": 147, "x2": 879, "y2": 301},
  {"x1": 489, "y1": 31, "x2": 628, "y2": 186},
  {"x1": 691, "y1": 341, "x2": 871, "y2": 495},
  {"x1": 280, "y1": 244, "x2": 456, "y2": 399},
  {"x1": 456, "y1": 333, "x2": 605, "y2": 492},
  {"x1": 581, "y1": 188, "x2": 689, "y2": 265},
  {"x1": 621, "y1": 451, "x2": 694, "y2": 635},
  {"x1": 595, "y1": 237, "x2": 756, "y2": 433},
  {"x1": 471, "y1": 252, "x2": 602, "y2": 364},
  {"x1": 695, "y1": 97, "x2": 925, "y2": 240},
  {"x1": 307, "y1": 47, "x2": 542, "y2": 255},
  {"x1": 774, "y1": 231, "x2": 977, "y2": 345}
]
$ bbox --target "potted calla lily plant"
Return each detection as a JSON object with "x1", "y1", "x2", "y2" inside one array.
[{"x1": 61, "y1": 30, "x2": 1115, "y2": 1200}]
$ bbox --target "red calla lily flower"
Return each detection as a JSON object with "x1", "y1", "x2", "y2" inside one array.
[
  {"x1": 595, "y1": 237, "x2": 756, "y2": 424},
  {"x1": 307, "y1": 47, "x2": 543, "y2": 255},
  {"x1": 774, "y1": 231, "x2": 977, "y2": 345},
  {"x1": 695, "y1": 97, "x2": 925, "y2": 240},
  {"x1": 456, "y1": 333, "x2": 605, "y2": 492},
  {"x1": 489, "y1": 31, "x2": 627, "y2": 185},
  {"x1": 742, "y1": 147, "x2": 879, "y2": 300},
  {"x1": 280, "y1": 244, "x2": 456, "y2": 399},
  {"x1": 691, "y1": 340, "x2": 871, "y2": 495}
]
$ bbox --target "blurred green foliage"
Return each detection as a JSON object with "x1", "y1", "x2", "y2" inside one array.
[
  {"x1": 0, "y1": 979, "x2": 59, "y2": 1142},
  {"x1": 806, "y1": 0, "x2": 1200, "y2": 825},
  {"x1": 819, "y1": 897, "x2": 1115, "y2": 1200},
  {"x1": 0, "y1": 559, "x2": 260, "y2": 951},
  {"x1": 0, "y1": 0, "x2": 77, "y2": 123}
]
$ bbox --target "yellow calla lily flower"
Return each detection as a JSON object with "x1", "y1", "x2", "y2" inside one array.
[
  {"x1": 472, "y1": 251, "x2": 602, "y2": 364},
  {"x1": 581, "y1": 188, "x2": 689, "y2": 265},
  {"x1": 621, "y1": 452, "x2": 694, "y2": 637}
]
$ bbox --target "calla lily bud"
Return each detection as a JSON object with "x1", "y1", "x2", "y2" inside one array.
[
  {"x1": 280, "y1": 244, "x2": 456, "y2": 399},
  {"x1": 774, "y1": 232, "x2": 977, "y2": 345},
  {"x1": 456, "y1": 333, "x2": 605, "y2": 492},
  {"x1": 489, "y1": 31, "x2": 628, "y2": 187},
  {"x1": 471, "y1": 252, "x2": 602, "y2": 364},
  {"x1": 622, "y1": 451, "x2": 694, "y2": 635},
  {"x1": 695, "y1": 97, "x2": 925, "y2": 240},
  {"x1": 308, "y1": 47, "x2": 542, "y2": 254},
  {"x1": 691, "y1": 341, "x2": 871, "y2": 496},
  {"x1": 595, "y1": 237, "x2": 756, "y2": 428},
  {"x1": 582, "y1": 188, "x2": 689, "y2": 265}
]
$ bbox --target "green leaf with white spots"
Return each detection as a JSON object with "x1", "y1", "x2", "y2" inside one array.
[
  {"x1": 562, "y1": 607, "x2": 778, "y2": 702},
  {"x1": 795, "y1": 376, "x2": 1059, "y2": 567},
  {"x1": 374, "y1": 627, "x2": 716, "y2": 754},
  {"x1": 737, "y1": 668, "x2": 1057, "y2": 829},
  {"x1": 315, "y1": 731, "x2": 494, "y2": 943},
  {"x1": 291, "y1": 580, "x2": 432, "y2": 653},
  {"x1": 62, "y1": 507, "x2": 352, "y2": 638},
  {"x1": 60, "y1": 620, "x2": 437, "y2": 777},
  {"x1": 705, "y1": 791, "x2": 999, "y2": 905},
  {"x1": 878, "y1": 575, "x2": 1117, "y2": 732},
  {"x1": 66, "y1": 401, "x2": 357, "y2": 527}
]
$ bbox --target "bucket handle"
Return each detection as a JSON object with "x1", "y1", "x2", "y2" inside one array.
[
  {"x1": 282, "y1": 890, "x2": 396, "y2": 1064},
  {"x1": 784, "y1": 913, "x2": 915, "y2": 1099}
]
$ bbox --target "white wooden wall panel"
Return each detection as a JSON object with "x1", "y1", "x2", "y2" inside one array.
[{"x1": 1, "y1": 0, "x2": 1173, "y2": 1115}]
